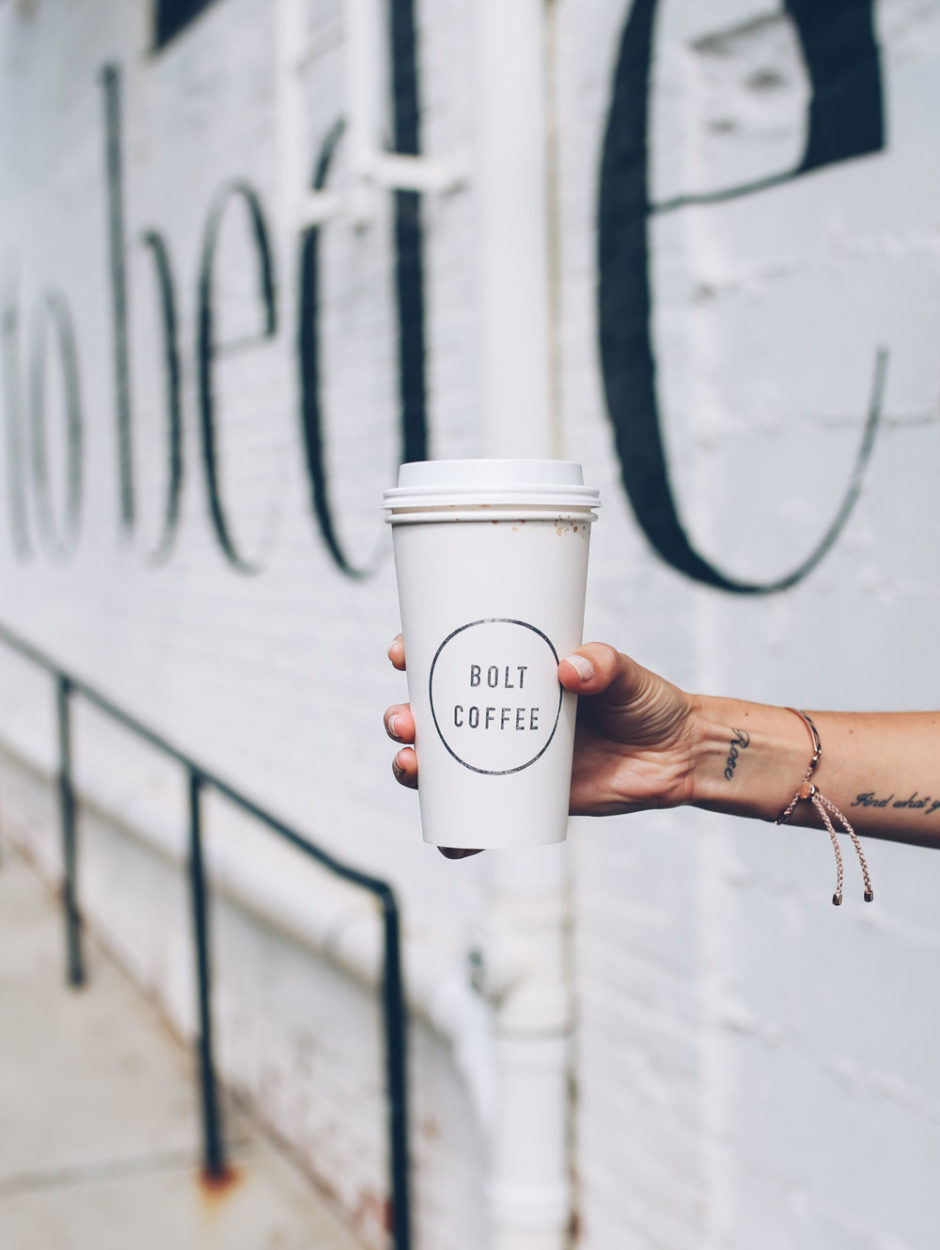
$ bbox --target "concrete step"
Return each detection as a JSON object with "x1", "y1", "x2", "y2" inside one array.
[{"x1": 0, "y1": 848, "x2": 366, "y2": 1250}]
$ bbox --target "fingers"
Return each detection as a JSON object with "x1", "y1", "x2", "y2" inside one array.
[
  {"x1": 391, "y1": 746, "x2": 418, "y2": 789},
  {"x1": 386, "y1": 641, "x2": 416, "y2": 786},
  {"x1": 388, "y1": 634, "x2": 406, "y2": 671},
  {"x1": 385, "y1": 704, "x2": 415, "y2": 745},
  {"x1": 385, "y1": 632, "x2": 486, "y2": 858},
  {"x1": 389, "y1": 743, "x2": 481, "y2": 858}
]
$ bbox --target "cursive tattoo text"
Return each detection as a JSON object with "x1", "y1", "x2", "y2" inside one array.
[
  {"x1": 852, "y1": 791, "x2": 940, "y2": 817},
  {"x1": 724, "y1": 729, "x2": 750, "y2": 781}
]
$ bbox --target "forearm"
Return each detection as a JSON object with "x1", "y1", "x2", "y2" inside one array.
[{"x1": 690, "y1": 696, "x2": 940, "y2": 848}]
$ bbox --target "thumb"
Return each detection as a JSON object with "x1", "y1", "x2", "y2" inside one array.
[{"x1": 558, "y1": 643, "x2": 650, "y2": 706}]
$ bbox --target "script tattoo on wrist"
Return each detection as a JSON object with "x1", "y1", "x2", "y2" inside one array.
[
  {"x1": 852, "y1": 791, "x2": 940, "y2": 817},
  {"x1": 724, "y1": 729, "x2": 750, "y2": 781}
]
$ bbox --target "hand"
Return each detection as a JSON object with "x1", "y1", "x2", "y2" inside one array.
[
  {"x1": 384, "y1": 635, "x2": 481, "y2": 858},
  {"x1": 385, "y1": 637, "x2": 701, "y2": 852},
  {"x1": 558, "y1": 644, "x2": 699, "y2": 816},
  {"x1": 384, "y1": 633, "x2": 416, "y2": 791}
]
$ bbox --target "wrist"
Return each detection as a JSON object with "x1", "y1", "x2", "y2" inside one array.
[{"x1": 688, "y1": 694, "x2": 811, "y2": 822}]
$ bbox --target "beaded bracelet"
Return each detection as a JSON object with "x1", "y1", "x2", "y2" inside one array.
[{"x1": 775, "y1": 708, "x2": 874, "y2": 906}]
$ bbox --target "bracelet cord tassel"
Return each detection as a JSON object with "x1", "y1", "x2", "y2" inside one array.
[{"x1": 776, "y1": 709, "x2": 874, "y2": 906}]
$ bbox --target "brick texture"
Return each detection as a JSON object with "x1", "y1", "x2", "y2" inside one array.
[{"x1": 2, "y1": 2, "x2": 939, "y2": 1248}]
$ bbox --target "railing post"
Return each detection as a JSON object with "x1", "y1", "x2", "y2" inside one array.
[
  {"x1": 187, "y1": 768, "x2": 226, "y2": 1178},
  {"x1": 381, "y1": 888, "x2": 411, "y2": 1250},
  {"x1": 56, "y1": 675, "x2": 84, "y2": 987}
]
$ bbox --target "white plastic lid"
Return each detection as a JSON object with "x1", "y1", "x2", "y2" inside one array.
[{"x1": 383, "y1": 459, "x2": 600, "y2": 511}]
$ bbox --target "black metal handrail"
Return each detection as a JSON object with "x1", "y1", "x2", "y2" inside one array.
[{"x1": 0, "y1": 620, "x2": 411, "y2": 1249}]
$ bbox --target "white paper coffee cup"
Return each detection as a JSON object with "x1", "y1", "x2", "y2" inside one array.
[{"x1": 384, "y1": 460, "x2": 600, "y2": 849}]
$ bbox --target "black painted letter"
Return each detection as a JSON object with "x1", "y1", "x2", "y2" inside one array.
[
  {"x1": 597, "y1": 0, "x2": 886, "y2": 593},
  {"x1": 1, "y1": 286, "x2": 32, "y2": 558},
  {"x1": 196, "y1": 182, "x2": 277, "y2": 573},
  {"x1": 28, "y1": 292, "x2": 83, "y2": 559}
]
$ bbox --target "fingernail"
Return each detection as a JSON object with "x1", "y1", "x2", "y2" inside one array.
[
  {"x1": 566, "y1": 654, "x2": 594, "y2": 682},
  {"x1": 388, "y1": 714, "x2": 401, "y2": 739}
]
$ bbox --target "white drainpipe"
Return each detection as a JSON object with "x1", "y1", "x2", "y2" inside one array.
[
  {"x1": 478, "y1": 0, "x2": 556, "y2": 459},
  {"x1": 482, "y1": 852, "x2": 574, "y2": 1250},
  {"x1": 477, "y1": 2, "x2": 574, "y2": 1247},
  {"x1": 277, "y1": 1, "x2": 574, "y2": 1242}
]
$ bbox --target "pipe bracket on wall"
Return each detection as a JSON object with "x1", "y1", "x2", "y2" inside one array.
[{"x1": 280, "y1": 0, "x2": 466, "y2": 234}]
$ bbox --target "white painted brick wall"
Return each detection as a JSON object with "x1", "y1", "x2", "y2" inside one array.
[
  {"x1": 2, "y1": 1, "x2": 940, "y2": 1248},
  {"x1": 560, "y1": 3, "x2": 940, "y2": 1248}
]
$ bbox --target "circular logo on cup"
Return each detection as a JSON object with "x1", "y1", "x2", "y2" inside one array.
[{"x1": 428, "y1": 619, "x2": 563, "y2": 775}]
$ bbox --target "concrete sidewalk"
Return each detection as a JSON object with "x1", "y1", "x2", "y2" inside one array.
[{"x1": 0, "y1": 847, "x2": 364, "y2": 1250}]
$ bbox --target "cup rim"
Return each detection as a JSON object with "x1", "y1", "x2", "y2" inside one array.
[{"x1": 383, "y1": 460, "x2": 600, "y2": 512}]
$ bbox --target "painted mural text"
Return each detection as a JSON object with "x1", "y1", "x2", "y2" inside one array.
[{"x1": 2, "y1": 0, "x2": 893, "y2": 593}]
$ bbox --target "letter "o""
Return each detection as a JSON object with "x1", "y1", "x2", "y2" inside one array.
[{"x1": 29, "y1": 292, "x2": 83, "y2": 559}]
